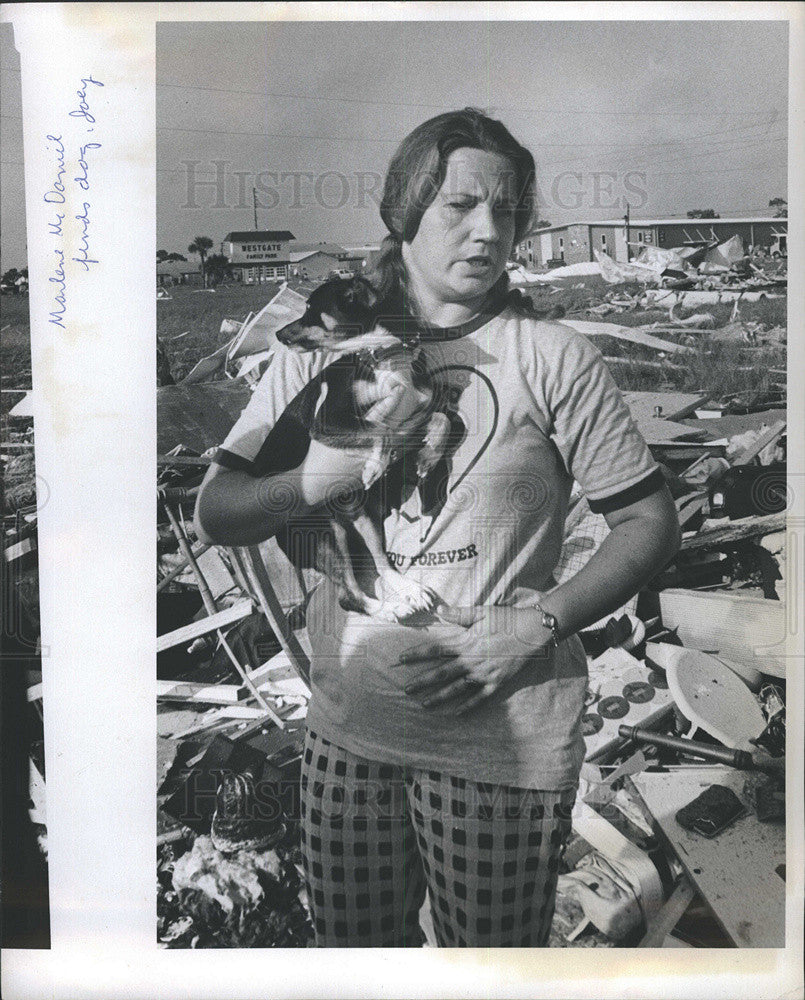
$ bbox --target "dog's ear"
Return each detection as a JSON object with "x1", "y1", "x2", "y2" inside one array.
[{"x1": 342, "y1": 277, "x2": 379, "y2": 312}]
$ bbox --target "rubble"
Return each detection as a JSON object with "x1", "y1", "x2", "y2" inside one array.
[{"x1": 153, "y1": 267, "x2": 787, "y2": 950}]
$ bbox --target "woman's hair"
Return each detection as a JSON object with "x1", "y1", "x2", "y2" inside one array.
[{"x1": 369, "y1": 107, "x2": 536, "y2": 311}]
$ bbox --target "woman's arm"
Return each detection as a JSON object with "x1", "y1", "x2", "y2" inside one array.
[
  {"x1": 194, "y1": 439, "x2": 372, "y2": 547},
  {"x1": 539, "y1": 483, "x2": 681, "y2": 638},
  {"x1": 403, "y1": 485, "x2": 681, "y2": 713},
  {"x1": 194, "y1": 371, "x2": 437, "y2": 547}
]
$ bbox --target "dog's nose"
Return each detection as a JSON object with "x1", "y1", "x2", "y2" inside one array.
[{"x1": 276, "y1": 320, "x2": 299, "y2": 344}]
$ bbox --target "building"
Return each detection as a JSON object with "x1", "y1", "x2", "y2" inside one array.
[
  {"x1": 223, "y1": 230, "x2": 296, "y2": 283},
  {"x1": 516, "y1": 217, "x2": 788, "y2": 269},
  {"x1": 222, "y1": 233, "x2": 380, "y2": 284},
  {"x1": 156, "y1": 260, "x2": 203, "y2": 287},
  {"x1": 343, "y1": 245, "x2": 382, "y2": 272}
]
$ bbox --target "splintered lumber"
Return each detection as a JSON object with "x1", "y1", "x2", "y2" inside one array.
[
  {"x1": 157, "y1": 542, "x2": 212, "y2": 592},
  {"x1": 157, "y1": 454, "x2": 212, "y2": 468},
  {"x1": 167, "y1": 704, "x2": 270, "y2": 740},
  {"x1": 680, "y1": 511, "x2": 786, "y2": 551},
  {"x1": 235, "y1": 546, "x2": 312, "y2": 688},
  {"x1": 730, "y1": 420, "x2": 786, "y2": 466},
  {"x1": 638, "y1": 876, "x2": 696, "y2": 947},
  {"x1": 157, "y1": 679, "x2": 247, "y2": 705},
  {"x1": 162, "y1": 505, "x2": 284, "y2": 728},
  {"x1": 629, "y1": 768, "x2": 785, "y2": 947},
  {"x1": 675, "y1": 419, "x2": 786, "y2": 527},
  {"x1": 156, "y1": 597, "x2": 252, "y2": 653},
  {"x1": 657, "y1": 588, "x2": 786, "y2": 677},
  {"x1": 559, "y1": 319, "x2": 695, "y2": 354}
]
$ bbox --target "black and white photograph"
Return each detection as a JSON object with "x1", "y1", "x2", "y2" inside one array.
[
  {"x1": 0, "y1": 21, "x2": 50, "y2": 951},
  {"x1": 153, "y1": 18, "x2": 791, "y2": 950},
  {"x1": 1, "y1": 4, "x2": 803, "y2": 998}
]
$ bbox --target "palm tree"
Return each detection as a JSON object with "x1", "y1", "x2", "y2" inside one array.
[
  {"x1": 204, "y1": 253, "x2": 232, "y2": 287},
  {"x1": 187, "y1": 236, "x2": 214, "y2": 287}
]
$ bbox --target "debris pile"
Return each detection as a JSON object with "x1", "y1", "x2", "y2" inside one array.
[
  {"x1": 511, "y1": 234, "x2": 786, "y2": 299},
  {"x1": 154, "y1": 279, "x2": 787, "y2": 949}
]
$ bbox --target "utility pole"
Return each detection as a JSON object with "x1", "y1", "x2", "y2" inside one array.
[
  {"x1": 253, "y1": 187, "x2": 258, "y2": 230},
  {"x1": 624, "y1": 202, "x2": 631, "y2": 262}
]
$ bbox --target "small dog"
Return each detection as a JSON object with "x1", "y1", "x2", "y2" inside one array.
[{"x1": 263, "y1": 276, "x2": 454, "y2": 621}]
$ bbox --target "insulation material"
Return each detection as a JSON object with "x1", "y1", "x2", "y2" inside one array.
[{"x1": 703, "y1": 234, "x2": 744, "y2": 268}]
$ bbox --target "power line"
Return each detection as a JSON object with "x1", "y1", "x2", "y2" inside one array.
[
  {"x1": 156, "y1": 124, "x2": 397, "y2": 144},
  {"x1": 155, "y1": 120, "x2": 786, "y2": 163},
  {"x1": 651, "y1": 159, "x2": 784, "y2": 178},
  {"x1": 540, "y1": 118, "x2": 784, "y2": 169},
  {"x1": 155, "y1": 80, "x2": 780, "y2": 119}
]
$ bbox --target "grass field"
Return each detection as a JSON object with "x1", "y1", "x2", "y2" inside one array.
[
  {"x1": 2, "y1": 278, "x2": 788, "y2": 408},
  {"x1": 1, "y1": 293, "x2": 33, "y2": 417},
  {"x1": 156, "y1": 279, "x2": 787, "y2": 402},
  {"x1": 157, "y1": 283, "x2": 287, "y2": 382}
]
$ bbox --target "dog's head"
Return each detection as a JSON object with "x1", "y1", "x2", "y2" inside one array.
[{"x1": 277, "y1": 276, "x2": 385, "y2": 352}]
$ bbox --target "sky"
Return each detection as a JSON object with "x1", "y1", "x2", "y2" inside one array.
[
  {"x1": 1, "y1": 24, "x2": 26, "y2": 269},
  {"x1": 0, "y1": 18, "x2": 790, "y2": 268}
]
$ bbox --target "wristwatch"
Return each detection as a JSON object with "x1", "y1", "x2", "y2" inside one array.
[{"x1": 538, "y1": 606, "x2": 561, "y2": 647}]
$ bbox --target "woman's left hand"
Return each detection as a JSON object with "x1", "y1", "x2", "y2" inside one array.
[{"x1": 399, "y1": 606, "x2": 554, "y2": 714}]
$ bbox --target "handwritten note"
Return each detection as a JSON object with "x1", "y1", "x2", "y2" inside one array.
[{"x1": 43, "y1": 76, "x2": 103, "y2": 328}]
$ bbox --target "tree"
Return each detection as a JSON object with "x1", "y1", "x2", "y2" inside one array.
[
  {"x1": 535, "y1": 219, "x2": 552, "y2": 229},
  {"x1": 204, "y1": 253, "x2": 232, "y2": 287},
  {"x1": 157, "y1": 249, "x2": 170, "y2": 263},
  {"x1": 187, "y1": 236, "x2": 214, "y2": 286},
  {"x1": 686, "y1": 209, "x2": 720, "y2": 219},
  {"x1": 769, "y1": 197, "x2": 787, "y2": 218}
]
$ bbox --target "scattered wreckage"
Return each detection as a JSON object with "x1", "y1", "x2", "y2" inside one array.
[{"x1": 151, "y1": 280, "x2": 788, "y2": 949}]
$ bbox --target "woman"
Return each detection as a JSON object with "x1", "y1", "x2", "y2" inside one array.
[{"x1": 195, "y1": 108, "x2": 681, "y2": 948}]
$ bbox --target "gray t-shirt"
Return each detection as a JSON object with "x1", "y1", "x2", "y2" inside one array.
[{"x1": 218, "y1": 304, "x2": 659, "y2": 788}]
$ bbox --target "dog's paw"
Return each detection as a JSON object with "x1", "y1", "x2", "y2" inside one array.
[
  {"x1": 376, "y1": 574, "x2": 438, "y2": 620},
  {"x1": 375, "y1": 597, "x2": 431, "y2": 624}
]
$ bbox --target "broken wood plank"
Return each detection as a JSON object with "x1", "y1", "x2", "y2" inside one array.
[
  {"x1": 167, "y1": 704, "x2": 271, "y2": 740},
  {"x1": 559, "y1": 319, "x2": 695, "y2": 354},
  {"x1": 157, "y1": 454, "x2": 212, "y2": 468},
  {"x1": 156, "y1": 598, "x2": 252, "y2": 653},
  {"x1": 157, "y1": 542, "x2": 212, "y2": 592},
  {"x1": 3, "y1": 536, "x2": 35, "y2": 563},
  {"x1": 730, "y1": 420, "x2": 786, "y2": 466},
  {"x1": 236, "y1": 546, "x2": 312, "y2": 687},
  {"x1": 674, "y1": 421, "x2": 785, "y2": 528},
  {"x1": 681, "y1": 511, "x2": 786, "y2": 551},
  {"x1": 638, "y1": 876, "x2": 697, "y2": 947},
  {"x1": 156, "y1": 679, "x2": 247, "y2": 704}
]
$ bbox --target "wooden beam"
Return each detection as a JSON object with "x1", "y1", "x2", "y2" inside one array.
[
  {"x1": 156, "y1": 542, "x2": 212, "y2": 592},
  {"x1": 680, "y1": 511, "x2": 786, "y2": 552},
  {"x1": 239, "y1": 546, "x2": 312, "y2": 688},
  {"x1": 730, "y1": 420, "x2": 786, "y2": 466},
  {"x1": 638, "y1": 876, "x2": 697, "y2": 947},
  {"x1": 675, "y1": 419, "x2": 786, "y2": 528},
  {"x1": 156, "y1": 597, "x2": 252, "y2": 653},
  {"x1": 559, "y1": 319, "x2": 695, "y2": 354},
  {"x1": 157, "y1": 454, "x2": 212, "y2": 468},
  {"x1": 156, "y1": 679, "x2": 247, "y2": 704}
]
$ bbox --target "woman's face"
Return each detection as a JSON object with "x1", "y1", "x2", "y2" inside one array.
[{"x1": 401, "y1": 147, "x2": 518, "y2": 320}]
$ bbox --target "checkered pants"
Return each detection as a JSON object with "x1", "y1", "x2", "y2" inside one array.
[{"x1": 300, "y1": 728, "x2": 575, "y2": 947}]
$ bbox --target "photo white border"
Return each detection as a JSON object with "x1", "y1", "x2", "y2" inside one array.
[{"x1": 1, "y1": 3, "x2": 802, "y2": 998}]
